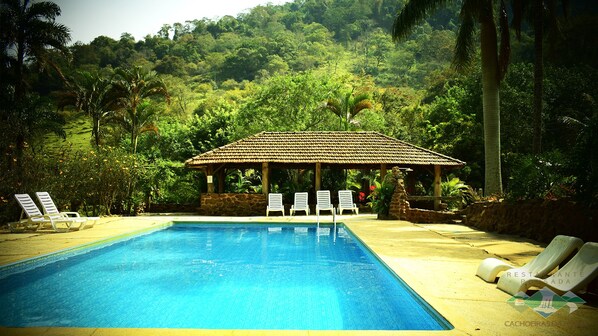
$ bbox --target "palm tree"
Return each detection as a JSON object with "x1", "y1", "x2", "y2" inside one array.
[
  {"x1": 512, "y1": 0, "x2": 569, "y2": 154},
  {"x1": 0, "y1": 0, "x2": 71, "y2": 99},
  {"x1": 111, "y1": 66, "x2": 169, "y2": 154},
  {"x1": 323, "y1": 90, "x2": 373, "y2": 130},
  {"x1": 1, "y1": 0, "x2": 70, "y2": 167},
  {"x1": 9, "y1": 94, "x2": 66, "y2": 151},
  {"x1": 393, "y1": 0, "x2": 511, "y2": 196},
  {"x1": 58, "y1": 71, "x2": 113, "y2": 147}
]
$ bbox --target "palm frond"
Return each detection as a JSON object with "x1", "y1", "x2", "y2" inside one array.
[
  {"x1": 351, "y1": 101, "x2": 373, "y2": 117},
  {"x1": 139, "y1": 123, "x2": 159, "y2": 136},
  {"x1": 352, "y1": 92, "x2": 371, "y2": 104},
  {"x1": 559, "y1": 116, "x2": 585, "y2": 130},
  {"x1": 323, "y1": 98, "x2": 342, "y2": 117},
  {"x1": 498, "y1": 0, "x2": 511, "y2": 81},
  {"x1": 453, "y1": 13, "x2": 476, "y2": 72},
  {"x1": 392, "y1": 0, "x2": 447, "y2": 42},
  {"x1": 26, "y1": 1, "x2": 62, "y2": 20}
]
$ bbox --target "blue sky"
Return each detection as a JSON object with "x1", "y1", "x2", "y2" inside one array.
[{"x1": 53, "y1": 0, "x2": 292, "y2": 44}]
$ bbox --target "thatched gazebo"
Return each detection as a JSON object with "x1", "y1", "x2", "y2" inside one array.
[{"x1": 185, "y1": 131, "x2": 465, "y2": 215}]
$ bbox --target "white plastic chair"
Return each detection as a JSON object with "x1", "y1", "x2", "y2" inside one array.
[
  {"x1": 266, "y1": 193, "x2": 285, "y2": 216},
  {"x1": 337, "y1": 190, "x2": 359, "y2": 215},
  {"x1": 316, "y1": 190, "x2": 334, "y2": 215},
  {"x1": 497, "y1": 242, "x2": 598, "y2": 295},
  {"x1": 9, "y1": 194, "x2": 73, "y2": 232},
  {"x1": 36, "y1": 192, "x2": 98, "y2": 230},
  {"x1": 290, "y1": 192, "x2": 309, "y2": 215},
  {"x1": 476, "y1": 235, "x2": 583, "y2": 282}
]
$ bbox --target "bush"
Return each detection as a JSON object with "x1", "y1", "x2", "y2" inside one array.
[
  {"x1": 368, "y1": 174, "x2": 396, "y2": 217},
  {"x1": 0, "y1": 151, "x2": 57, "y2": 225},
  {"x1": 505, "y1": 151, "x2": 575, "y2": 201},
  {"x1": 439, "y1": 177, "x2": 476, "y2": 210},
  {"x1": 143, "y1": 159, "x2": 200, "y2": 206},
  {"x1": 50, "y1": 147, "x2": 148, "y2": 215}
]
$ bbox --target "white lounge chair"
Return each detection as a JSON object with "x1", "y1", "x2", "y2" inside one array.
[
  {"x1": 497, "y1": 242, "x2": 598, "y2": 295},
  {"x1": 337, "y1": 190, "x2": 359, "y2": 215},
  {"x1": 316, "y1": 190, "x2": 335, "y2": 215},
  {"x1": 290, "y1": 192, "x2": 309, "y2": 215},
  {"x1": 266, "y1": 193, "x2": 285, "y2": 216},
  {"x1": 36, "y1": 192, "x2": 98, "y2": 230},
  {"x1": 9, "y1": 194, "x2": 73, "y2": 232},
  {"x1": 476, "y1": 235, "x2": 583, "y2": 282}
]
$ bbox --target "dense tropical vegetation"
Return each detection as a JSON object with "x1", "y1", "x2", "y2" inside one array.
[{"x1": 1, "y1": 0, "x2": 596, "y2": 222}]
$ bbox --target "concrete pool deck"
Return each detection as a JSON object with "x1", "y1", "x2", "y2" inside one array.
[{"x1": 0, "y1": 215, "x2": 596, "y2": 336}]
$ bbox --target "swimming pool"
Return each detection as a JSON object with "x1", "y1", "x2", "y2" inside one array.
[{"x1": 0, "y1": 223, "x2": 452, "y2": 330}]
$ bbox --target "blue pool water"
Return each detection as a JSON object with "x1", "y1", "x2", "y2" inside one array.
[{"x1": 0, "y1": 224, "x2": 451, "y2": 330}]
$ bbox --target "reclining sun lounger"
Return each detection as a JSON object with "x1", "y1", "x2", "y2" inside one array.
[
  {"x1": 497, "y1": 242, "x2": 598, "y2": 295},
  {"x1": 9, "y1": 194, "x2": 74, "y2": 232},
  {"x1": 316, "y1": 190, "x2": 334, "y2": 216},
  {"x1": 290, "y1": 192, "x2": 309, "y2": 215},
  {"x1": 476, "y1": 235, "x2": 583, "y2": 282},
  {"x1": 337, "y1": 190, "x2": 359, "y2": 215},
  {"x1": 36, "y1": 192, "x2": 98, "y2": 230},
  {"x1": 266, "y1": 193, "x2": 285, "y2": 216}
]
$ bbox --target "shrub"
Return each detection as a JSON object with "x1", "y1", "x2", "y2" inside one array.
[
  {"x1": 48, "y1": 147, "x2": 148, "y2": 216},
  {"x1": 368, "y1": 175, "x2": 396, "y2": 217},
  {"x1": 439, "y1": 177, "x2": 476, "y2": 210},
  {"x1": 505, "y1": 151, "x2": 575, "y2": 201}
]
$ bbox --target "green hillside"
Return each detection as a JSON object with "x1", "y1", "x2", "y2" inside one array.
[{"x1": 44, "y1": 113, "x2": 94, "y2": 153}]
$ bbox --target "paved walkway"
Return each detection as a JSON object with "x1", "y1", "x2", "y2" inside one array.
[{"x1": 0, "y1": 215, "x2": 596, "y2": 336}]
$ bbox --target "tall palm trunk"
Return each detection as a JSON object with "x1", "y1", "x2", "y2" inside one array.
[
  {"x1": 480, "y1": 4, "x2": 503, "y2": 196},
  {"x1": 93, "y1": 117, "x2": 101, "y2": 147},
  {"x1": 130, "y1": 109, "x2": 139, "y2": 154},
  {"x1": 532, "y1": 0, "x2": 544, "y2": 153}
]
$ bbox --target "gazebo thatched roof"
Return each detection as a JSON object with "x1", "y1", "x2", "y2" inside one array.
[{"x1": 185, "y1": 131, "x2": 465, "y2": 169}]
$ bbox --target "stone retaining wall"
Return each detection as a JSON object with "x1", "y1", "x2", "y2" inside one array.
[
  {"x1": 200, "y1": 193, "x2": 267, "y2": 216},
  {"x1": 462, "y1": 200, "x2": 598, "y2": 243}
]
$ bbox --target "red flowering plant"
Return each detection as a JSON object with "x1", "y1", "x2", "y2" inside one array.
[{"x1": 367, "y1": 180, "x2": 394, "y2": 217}]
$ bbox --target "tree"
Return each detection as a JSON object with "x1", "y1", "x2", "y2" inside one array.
[
  {"x1": 562, "y1": 104, "x2": 598, "y2": 207},
  {"x1": 57, "y1": 71, "x2": 113, "y2": 147},
  {"x1": 393, "y1": 0, "x2": 511, "y2": 195},
  {"x1": 323, "y1": 90, "x2": 374, "y2": 131},
  {"x1": 111, "y1": 66, "x2": 170, "y2": 153},
  {"x1": 512, "y1": 0, "x2": 569, "y2": 153},
  {"x1": 5, "y1": 94, "x2": 66, "y2": 151},
  {"x1": 234, "y1": 71, "x2": 340, "y2": 137},
  {"x1": 0, "y1": 0, "x2": 70, "y2": 164},
  {"x1": 0, "y1": 0, "x2": 71, "y2": 99}
]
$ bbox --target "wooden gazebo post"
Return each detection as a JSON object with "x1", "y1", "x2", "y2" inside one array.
[
  {"x1": 434, "y1": 165, "x2": 442, "y2": 210},
  {"x1": 315, "y1": 162, "x2": 321, "y2": 191},
  {"x1": 206, "y1": 165, "x2": 214, "y2": 193},
  {"x1": 217, "y1": 170, "x2": 225, "y2": 193},
  {"x1": 262, "y1": 162, "x2": 269, "y2": 194},
  {"x1": 380, "y1": 164, "x2": 387, "y2": 181}
]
